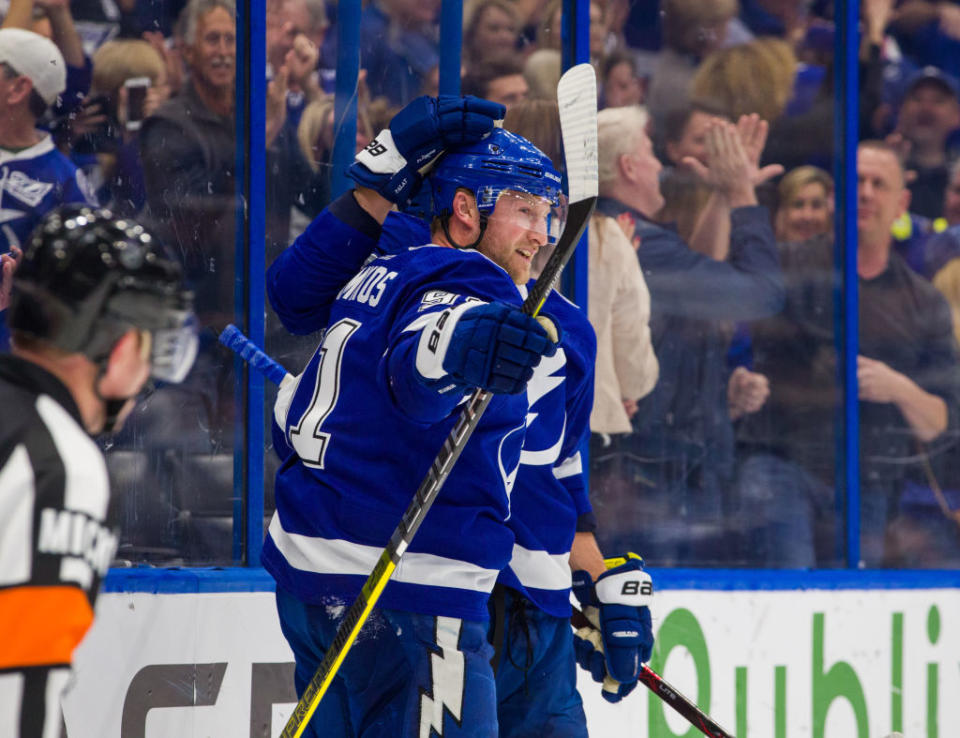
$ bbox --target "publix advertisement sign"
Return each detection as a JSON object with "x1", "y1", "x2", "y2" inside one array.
[
  {"x1": 64, "y1": 574, "x2": 960, "y2": 737},
  {"x1": 582, "y1": 586, "x2": 959, "y2": 738}
]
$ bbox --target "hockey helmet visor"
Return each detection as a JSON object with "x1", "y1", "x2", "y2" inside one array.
[
  {"x1": 482, "y1": 189, "x2": 567, "y2": 245},
  {"x1": 430, "y1": 128, "x2": 565, "y2": 242}
]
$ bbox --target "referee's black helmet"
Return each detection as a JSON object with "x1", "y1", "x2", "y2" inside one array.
[{"x1": 7, "y1": 205, "x2": 197, "y2": 383}]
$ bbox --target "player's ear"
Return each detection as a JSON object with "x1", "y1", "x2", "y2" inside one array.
[{"x1": 452, "y1": 189, "x2": 478, "y2": 227}]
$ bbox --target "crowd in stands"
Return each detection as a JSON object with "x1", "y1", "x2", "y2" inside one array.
[{"x1": 3, "y1": 0, "x2": 960, "y2": 569}]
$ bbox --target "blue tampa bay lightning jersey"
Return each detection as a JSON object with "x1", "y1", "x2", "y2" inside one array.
[
  {"x1": 497, "y1": 285, "x2": 595, "y2": 617},
  {"x1": 376, "y1": 209, "x2": 598, "y2": 617},
  {"x1": 0, "y1": 135, "x2": 96, "y2": 251},
  {"x1": 263, "y1": 232, "x2": 531, "y2": 620}
]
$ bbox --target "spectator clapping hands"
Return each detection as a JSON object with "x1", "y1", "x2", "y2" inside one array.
[{"x1": 681, "y1": 117, "x2": 783, "y2": 207}]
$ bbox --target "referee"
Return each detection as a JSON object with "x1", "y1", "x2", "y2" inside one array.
[{"x1": 0, "y1": 206, "x2": 196, "y2": 737}]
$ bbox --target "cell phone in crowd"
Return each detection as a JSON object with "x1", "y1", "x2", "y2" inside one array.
[{"x1": 124, "y1": 77, "x2": 151, "y2": 131}]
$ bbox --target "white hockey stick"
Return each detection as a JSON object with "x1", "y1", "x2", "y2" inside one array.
[{"x1": 281, "y1": 65, "x2": 598, "y2": 738}]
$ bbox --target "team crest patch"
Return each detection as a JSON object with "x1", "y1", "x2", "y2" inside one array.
[
  {"x1": 3, "y1": 169, "x2": 54, "y2": 207},
  {"x1": 419, "y1": 290, "x2": 460, "y2": 311}
]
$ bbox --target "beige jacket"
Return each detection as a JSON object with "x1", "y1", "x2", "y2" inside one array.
[{"x1": 587, "y1": 214, "x2": 659, "y2": 433}]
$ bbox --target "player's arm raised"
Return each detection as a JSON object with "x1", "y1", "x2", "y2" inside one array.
[{"x1": 267, "y1": 95, "x2": 505, "y2": 335}]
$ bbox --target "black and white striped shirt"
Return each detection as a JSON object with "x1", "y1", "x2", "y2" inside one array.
[{"x1": 0, "y1": 354, "x2": 116, "y2": 738}]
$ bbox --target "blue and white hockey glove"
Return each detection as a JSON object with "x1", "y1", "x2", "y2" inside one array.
[
  {"x1": 349, "y1": 95, "x2": 506, "y2": 205},
  {"x1": 416, "y1": 302, "x2": 560, "y2": 395},
  {"x1": 572, "y1": 553, "x2": 654, "y2": 704}
]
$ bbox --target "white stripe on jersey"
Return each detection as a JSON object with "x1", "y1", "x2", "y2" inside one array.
[
  {"x1": 0, "y1": 668, "x2": 69, "y2": 738},
  {"x1": 43, "y1": 668, "x2": 69, "y2": 738},
  {"x1": 269, "y1": 515, "x2": 499, "y2": 594},
  {"x1": 36, "y1": 395, "x2": 109, "y2": 519},
  {"x1": 0, "y1": 672, "x2": 24, "y2": 737},
  {"x1": 552, "y1": 451, "x2": 582, "y2": 480},
  {"x1": 508, "y1": 543, "x2": 571, "y2": 591},
  {"x1": 0, "y1": 444, "x2": 34, "y2": 585}
]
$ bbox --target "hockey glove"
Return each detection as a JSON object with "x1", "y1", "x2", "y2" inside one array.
[
  {"x1": 429, "y1": 302, "x2": 559, "y2": 395},
  {"x1": 572, "y1": 553, "x2": 654, "y2": 703},
  {"x1": 349, "y1": 95, "x2": 506, "y2": 205}
]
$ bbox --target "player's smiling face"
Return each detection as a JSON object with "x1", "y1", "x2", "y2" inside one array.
[{"x1": 479, "y1": 191, "x2": 551, "y2": 284}]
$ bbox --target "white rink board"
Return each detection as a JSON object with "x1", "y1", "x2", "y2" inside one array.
[{"x1": 64, "y1": 587, "x2": 960, "y2": 737}]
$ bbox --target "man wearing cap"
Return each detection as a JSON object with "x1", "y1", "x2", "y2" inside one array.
[
  {"x1": 896, "y1": 66, "x2": 960, "y2": 219},
  {"x1": 0, "y1": 28, "x2": 96, "y2": 252}
]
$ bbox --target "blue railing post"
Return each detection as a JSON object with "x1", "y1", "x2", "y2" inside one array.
[
  {"x1": 559, "y1": 0, "x2": 590, "y2": 311},
  {"x1": 561, "y1": 0, "x2": 592, "y2": 485},
  {"x1": 439, "y1": 0, "x2": 463, "y2": 96},
  {"x1": 834, "y1": 0, "x2": 861, "y2": 567},
  {"x1": 331, "y1": 0, "x2": 362, "y2": 198},
  {"x1": 234, "y1": 0, "x2": 267, "y2": 565}
]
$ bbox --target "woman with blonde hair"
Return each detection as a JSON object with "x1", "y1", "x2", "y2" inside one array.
[
  {"x1": 774, "y1": 165, "x2": 834, "y2": 243},
  {"x1": 297, "y1": 95, "x2": 373, "y2": 172},
  {"x1": 690, "y1": 38, "x2": 797, "y2": 123},
  {"x1": 90, "y1": 39, "x2": 170, "y2": 130}
]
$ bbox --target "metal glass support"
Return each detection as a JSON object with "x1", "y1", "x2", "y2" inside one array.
[
  {"x1": 834, "y1": 0, "x2": 861, "y2": 567},
  {"x1": 234, "y1": 0, "x2": 267, "y2": 564},
  {"x1": 439, "y1": 0, "x2": 463, "y2": 96},
  {"x1": 331, "y1": 0, "x2": 362, "y2": 198},
  {"x1": 560, "y1": 0, "x2": 591, "y2": 310},
  {"x1": 561, "y1": 0, "x2": 592, "y2": 487}
]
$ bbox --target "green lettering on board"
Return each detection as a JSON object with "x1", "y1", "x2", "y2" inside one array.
[
  {"x1": 648, "y1": 608, "x2": 711, "y2": 738},
  {"x1": 812, "y1": 612, "x2": 868, "y2": 738},
  {"x1": 775, "y1": 665, "x2": 787, "y2": 738},
  {"x1": 892, "y1": 612, "x2": 903, "y2": 733},
  {"x1": 928, "y1": 605, "x2": 940, "y2": 738},
  {"x1": 736, "y1": 666, "x2": 747, "y2": 737}
]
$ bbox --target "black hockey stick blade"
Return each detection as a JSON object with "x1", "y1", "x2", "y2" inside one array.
[{"x1": 280, "y1": 66, "x2": 598, "y2": 738}]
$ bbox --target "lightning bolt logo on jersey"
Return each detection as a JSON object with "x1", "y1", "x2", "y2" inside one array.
[
  {"x1": 419, "y1": 617, "x2": 466, "y2": 737},
  {"x1": 498, "y1": 285, "x2": 598, "y2": 617}
]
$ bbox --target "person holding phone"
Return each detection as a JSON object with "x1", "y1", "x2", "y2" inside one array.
[{"x1": 69, "y1": 39, "x2": 171, "y2": 215}]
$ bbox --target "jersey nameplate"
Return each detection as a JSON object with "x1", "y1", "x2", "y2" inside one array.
[{"x1": 336, "y1": 264, "x2": 398, "y2": 308}]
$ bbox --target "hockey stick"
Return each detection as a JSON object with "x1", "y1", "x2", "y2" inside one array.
[
  {"x1": 570, "y1": 608, "x2": 735, "y2": 738},
  {"x1": 279, "y1": 64, "x2": 598, "y2": 738},
  {"x1": 223, "y1": 319, "x2": 737, "y2": 738},
  {"x1": 219, "y1": 324, "x2": 294, "y2": 390}
]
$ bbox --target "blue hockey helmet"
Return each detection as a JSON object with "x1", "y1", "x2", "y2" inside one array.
[{"x1": 430, "y1": 127, "x2": 564, "y2": 221}]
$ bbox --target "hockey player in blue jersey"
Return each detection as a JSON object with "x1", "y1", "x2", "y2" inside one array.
[
  {"x1": 265, "y1": 96, "x2": 655, "y2": 737},
  {"x1": 265, "y1": 96, "x2": 567, "y2": 737}
]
